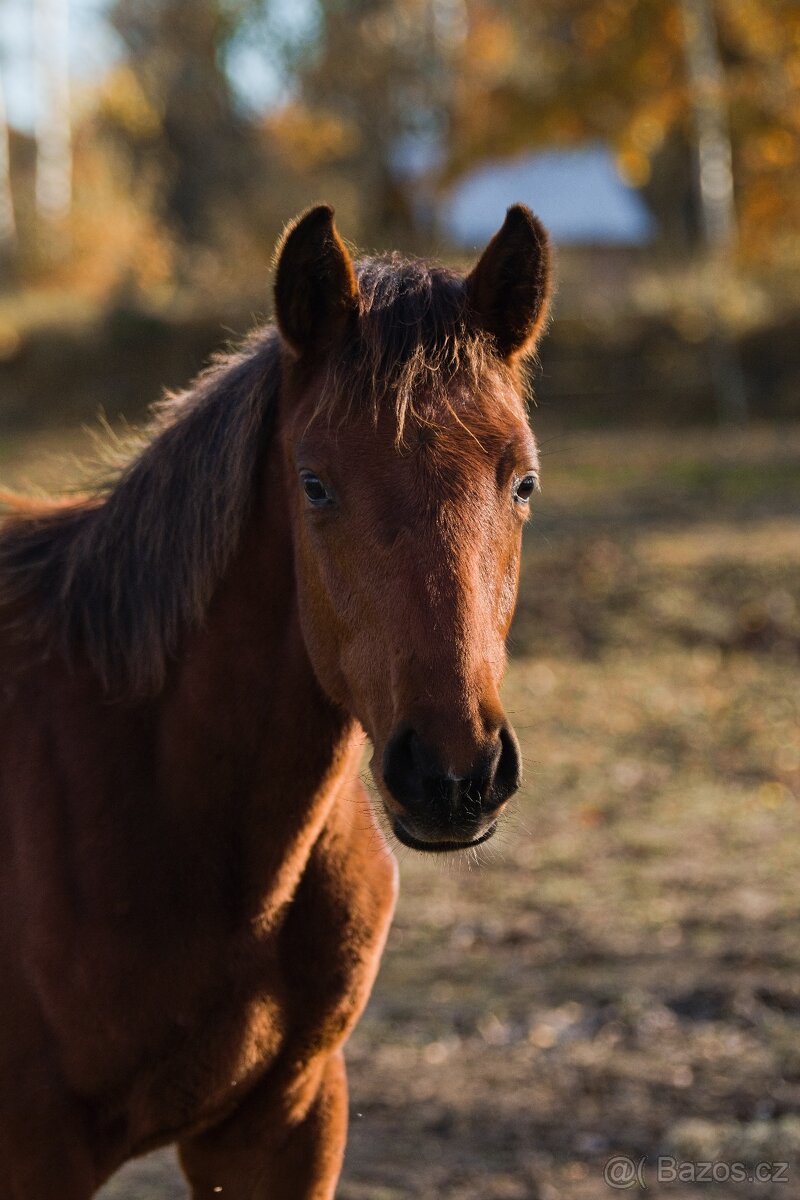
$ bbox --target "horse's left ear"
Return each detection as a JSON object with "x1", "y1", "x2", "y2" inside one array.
[
  {"x1": 274, "y1": 204, "x2": 359, "y2": 357},
  {"x1": 466, "y1": 205, "x2": 553, "y2": 360}
]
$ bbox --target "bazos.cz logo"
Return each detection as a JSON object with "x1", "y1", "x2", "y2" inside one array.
[{"x1": 603, "y1": 1154, "x2": 790, "y2": 1190}]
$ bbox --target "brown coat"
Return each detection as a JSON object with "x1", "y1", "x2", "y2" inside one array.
[{"x1": 0, "y1": 204, "x2": 551, "y2": 1198}]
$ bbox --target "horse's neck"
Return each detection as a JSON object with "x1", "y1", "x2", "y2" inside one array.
[{"x1": 159, "y1": 440, "x2": 360, "y2": 912}]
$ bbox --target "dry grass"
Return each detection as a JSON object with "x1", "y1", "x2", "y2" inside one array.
[{"x1": 3, "y1": 422, "x2": 798, "y2": 1199}]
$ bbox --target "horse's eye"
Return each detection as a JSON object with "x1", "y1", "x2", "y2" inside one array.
[
  {"x1": 513, "y1": 473, "x2": 538, "y2": 504},
  {"x1": 301, "y1": 472, "x2": 334, "y2": 508}
]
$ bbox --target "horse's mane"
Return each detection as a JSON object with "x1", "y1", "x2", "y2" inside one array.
[
  {"x1": 0, "y1": 328, "x2": 281, "y2": 696},
  {"x1": 0, "y1": 256, "x2": 504, "y2": 697}
]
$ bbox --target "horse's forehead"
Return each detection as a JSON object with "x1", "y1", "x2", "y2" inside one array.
[
  {"x1": 301, "y1": 412, "x2": 533, "y2": 482},
  {"x1": 299, "y1": 376, "x2": 532, "y2": 456},
  {"x1": 383, "y1": 396, "x2": 537, "y2": 480}
]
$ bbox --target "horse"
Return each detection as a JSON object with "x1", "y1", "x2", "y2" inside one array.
[{"x1": 0, "y1": 203, "x2": 552, "y2": 1199}]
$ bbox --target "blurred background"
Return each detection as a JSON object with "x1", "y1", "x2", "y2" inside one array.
[
  {"x1": 1, "y1": 0, "x2": 800, "y2": 428},
  {"x1": 2, "y1": 2, "x2": 800, "y2": 1197}
]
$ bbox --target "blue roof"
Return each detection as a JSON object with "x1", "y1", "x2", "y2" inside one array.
[{"x1": 443, "y1": 144, "x2": 654, "y2": 246}]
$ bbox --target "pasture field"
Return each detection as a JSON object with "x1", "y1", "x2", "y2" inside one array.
[{"x1": 3, "y1": 421, "x2": 799, "y2": 1199}]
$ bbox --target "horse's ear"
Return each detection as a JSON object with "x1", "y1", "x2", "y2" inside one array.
[
  {"x1": 274, "y1": 205, "x2": 359, "y2": 357},
  {"x1": 466, "y1": 205, "x2": 553, "y2": 360}
]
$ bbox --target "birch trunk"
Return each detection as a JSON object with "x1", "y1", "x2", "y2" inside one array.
[
  {"x1": 681, "y1": 0, "x2": 736, "y2": 247},
  {"x1": 681, "y1": 0, "x2": 748, "y2": 422},
  {"x1": 0, "y1": 61, "x2": 14, "y2": 250},
  {"x1": 35, "y1": 0, "x2": 72, "y2": 226}
]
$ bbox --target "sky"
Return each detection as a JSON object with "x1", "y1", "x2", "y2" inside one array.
[
  {"x1": 0, "y1": 0, "x2": 113, "y2": 129},
  {"x1": 0, "y1": 0, "x2": 306, "y2": 131}
]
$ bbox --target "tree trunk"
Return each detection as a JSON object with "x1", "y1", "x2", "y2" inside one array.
[
  {"x1": 35, "y1": 0, "x2": 72, "y2": 230},
  {"x1": 681, "y1": 0, "x2": 748, "y2": 422},
  {"x1": 0, "y1": 62, "x2": 15, "y2": 256}
]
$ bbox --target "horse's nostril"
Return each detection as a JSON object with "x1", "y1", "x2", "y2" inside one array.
[
  {"x1": 382, "y1": 725, "x2": 425, "y2": 806},
  {"x1": 383, "y1": 727, "x2": 464, "y2": 819},
  {"x1": 489, "y1": 723, "x2": 522, "y2": 808}
]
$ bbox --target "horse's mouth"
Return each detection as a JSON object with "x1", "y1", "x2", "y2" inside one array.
[{"x1": 391, "y1": 818, "x2": 498, "y2": 854}]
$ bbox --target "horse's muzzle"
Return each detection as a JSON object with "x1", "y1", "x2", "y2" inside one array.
[{"x1": 380, "y1": 722, "x2": 521, "y2": 851}]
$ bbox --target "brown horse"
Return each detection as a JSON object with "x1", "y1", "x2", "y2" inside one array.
[{"x1": 0, "y1": 204, "x2": 552, "y2": 1199}]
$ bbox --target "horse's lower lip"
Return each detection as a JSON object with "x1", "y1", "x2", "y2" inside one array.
[{"x1": 391, "y1": 818, "x2": 498, "y2": 854}]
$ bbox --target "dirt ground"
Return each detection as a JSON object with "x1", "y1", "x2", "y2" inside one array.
[{"x1": 3, "y1": 421, "x2": 799, "y2": 1199}]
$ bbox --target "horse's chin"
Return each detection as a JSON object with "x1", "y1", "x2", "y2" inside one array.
[{"x1": 391, "y1": 818, "x2": 498, "y2": 855}]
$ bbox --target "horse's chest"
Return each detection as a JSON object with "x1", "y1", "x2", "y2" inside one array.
[
  {"x1": 130, "y1": 978, "x2": 289, "y2": 1143},
  {"x1": 125, "y1": 866, "x2": 390, "y2": 1149},
  {"x1": 60, "y1": 791, "x2": 398, "y2": 1157}
]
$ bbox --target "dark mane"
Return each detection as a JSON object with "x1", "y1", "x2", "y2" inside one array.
[
  {"x1": 0, "y1": 256, "x2": 511, "y2": 697},
  {"x1": 0, "y1": 329, "x2": 282, "y2": 696}
]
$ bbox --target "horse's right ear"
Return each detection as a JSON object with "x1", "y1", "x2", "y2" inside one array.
[
  {"x1": 274, "y1": 205, "x2": 359, "y2": 357},
  {"x1": 466, "y1": 205, "x2": 553, "y2": 360}
]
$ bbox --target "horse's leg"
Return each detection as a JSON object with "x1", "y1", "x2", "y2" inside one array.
[
  {"x1": 178, "y1": 1050, "x2": 348, "y2": 1200},
  {"x1": 180, "y1": 784, "x2": 393, "y2": 1200}
]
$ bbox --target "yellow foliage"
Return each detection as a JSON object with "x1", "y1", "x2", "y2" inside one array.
[
  {"x1": 46, "y1": 126, "x2": 174, "y2": 299},
  {"x1": 446, "y1": 0, "x2": 800, "y2": 266},
  {"x1": 573, "y1": 1, "x2": 635, "y2": 53},
  {"x1": 462, "y1": 11, "x2": 516, "y2": 80},
  {"x1": 97, "y1": 67, "x2": 161, "y2": 140},
  {"x1": 265, "y1": 104, "x2": 359, "y2": 173},
  {"x1": 757, "y1": 130, "x2": 798, "y2": 169},
  {"x1": 616, "y1": 146, "x2": 651, "y2": 187}
]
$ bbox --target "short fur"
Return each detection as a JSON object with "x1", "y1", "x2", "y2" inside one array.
[{"x1": 0, "y1": 204, "x2": 551, "y2": 1200}]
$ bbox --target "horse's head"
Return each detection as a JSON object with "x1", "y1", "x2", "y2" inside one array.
[{"x1": 275, "y1": 205, "x2": 552, "y2": 852}]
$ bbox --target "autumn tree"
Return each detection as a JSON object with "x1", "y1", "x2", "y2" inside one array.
[
  {"x1": 108, "y1": 0, "x2": 263, "y2": 251},
  {"x1": 446, "y1": 0, "x2": 800, "y2": 265}
]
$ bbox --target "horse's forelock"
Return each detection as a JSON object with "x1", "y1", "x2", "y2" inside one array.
[{"x1": 306, "y1": 256, "x2": 518, "y2": 441}]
